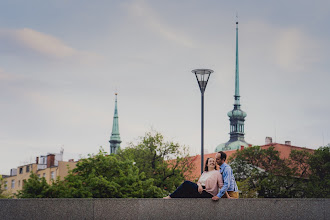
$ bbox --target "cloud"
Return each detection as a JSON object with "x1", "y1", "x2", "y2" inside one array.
[
  {"x1": 274, "y1": 28, "x2": 319, "y2": 71},
  {"x1": 0, "y1": 68, "x2": 15, "y2": 81},
  {"x1": 0, "y1": 28, "x2": 102, "y2": 63},
  {"x1": 125, "y1": 0, "x2": 196, "y2": 48},
  {"x1": 243, "y1": 20, "x2": 320, "y2": 72}
]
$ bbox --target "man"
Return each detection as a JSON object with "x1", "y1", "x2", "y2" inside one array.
[{"x1": 212, "y1": 151, "x2": 239, "y2": 200}]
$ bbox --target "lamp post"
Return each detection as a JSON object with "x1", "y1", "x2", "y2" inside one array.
[{"x1": 192, "y1": 69, "x2": 213, "y2": 175}]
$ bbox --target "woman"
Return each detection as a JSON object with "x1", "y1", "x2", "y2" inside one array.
[{"x1": 163, "y1": 158, "x2": 229, "y2": 198}]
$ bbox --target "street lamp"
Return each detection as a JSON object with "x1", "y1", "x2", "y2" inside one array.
[{"x1": 192, "y1": 69, "x2": 213, "y2": 175}]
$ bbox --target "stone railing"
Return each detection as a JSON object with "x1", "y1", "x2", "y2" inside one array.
[{"x1": 0, "y1": 198, "x2": 328, "y2": 220}]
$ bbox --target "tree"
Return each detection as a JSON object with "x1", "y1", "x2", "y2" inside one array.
[
  {"x1": 307, "y1": 145, "x2": 330, "y2": 198},
  {"x1": 17, "y1": 131, "x2": 194, "y2": 198},
  {"x1": 117, "y1": 131, "x2": 194, "y2": 194},
  {"x1": 16, "y1": 173, "x2": 50, "y2": 198},
  {"x1": 62, "y1": 148, "x2": 164, "y2": 198},
  {"x1": 229, "y1": 146, "x2": 311, "y2": 198},
  {"x1": 17, "y1": 149, "x2": 165, "y2": 198},
  {"x1": 0, "y1": 175, "x2": 10, "y2": 199}
]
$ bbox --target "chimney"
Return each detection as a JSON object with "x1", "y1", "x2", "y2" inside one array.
[
  {"x1": 36, "y1": 157, "x2": 39, "y2": 164},
  {"x1": 68, "y1": 159, "x2": 74, "y2": 162},
  {"x1": 265, "y1": 137, "x2": 273, "y2": 145},
  {"x1": 285, "y1": 141, "x2": 291, "y2": 145},
  {"x1": 240, "y1": 145, "x2": 244, "y2": 150},
  {"x1": 47, "y1": 154, "x2": 55, "y2": 168}
]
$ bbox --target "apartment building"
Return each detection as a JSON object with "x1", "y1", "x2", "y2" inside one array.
[{"x1": 2, "y1": 151, "x2": 76, "y2": 196}]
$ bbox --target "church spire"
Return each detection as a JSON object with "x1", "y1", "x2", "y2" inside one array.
[
  {"x1": 214, "y1": 19, "x2": 250, "y2": 152},
  {"x1": 235, "y1": 21, "x2": 240, "y2": 105},
  {"x1": 109, "y1": 93, "x2": 121, "y2": 154}
]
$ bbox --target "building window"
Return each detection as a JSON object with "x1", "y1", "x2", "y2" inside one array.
[
  {"x1": 19, "y1": 167, "x2": 23, "y2": 174},
  {"x1": 43, "y1": 173, "x2": 46, "y2": 178},
  {"x1": 4, "y1": 181, "x2": 8, "y2": 190},
  {"x1": 11, "y1": 180, "x2": 15, "y2": 189},
  {"x1": 26, "y1": 165, "x2": 30, "y2": 173},
  {"x1": 51, "y1": 171, "x2": 55, "y2": 179},
  {"x1": 18, "y1": 180, "x2": 21, "y2": 187},
  {"x1": 38, "y1": 174, "x2": 40, "y2": 178}
]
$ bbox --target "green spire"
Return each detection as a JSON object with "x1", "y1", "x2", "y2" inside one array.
[
  {"x1": 215, "y1": 19, "x2": 250, "y2": 152},
  {"x1": 109, "y1": 93, "x2": 121, "y2": 154},
  {"x1": 235, "y1": 21, "x2": 240, "y2": 105}
]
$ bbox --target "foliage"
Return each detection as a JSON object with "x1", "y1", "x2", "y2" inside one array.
[
  {"x1": 117, "y1": 131, "x2": 193, "y2": 194},
  {"x1": 0, "y1": 175, "x2": 10, "y2": 199},
  {"x1": 16, "y1": 173, "x2": 50, "y2": 198},
  {"x1": 63, "y1": 148, "x2": 164, "y2": 198},
  {"x1": 229, "y1": 146, "x2": 312, "y2": 198},
  {"x1": 306, "y1": 145, "x2": 330, "y2": 198}
]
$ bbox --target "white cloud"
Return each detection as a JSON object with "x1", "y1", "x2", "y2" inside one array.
[
  {"x1": 0, "y1": 28, "x2": 102, "y2": 63},
  {"x1": 243, "y1": 20, "x2": 320, "y2": 72},
  {"x1": 274, "y1": 28, "x2": 319, "y2": 71},
  {"x1": 124, "y1": 0, "x2": 196, "y2": 48}
]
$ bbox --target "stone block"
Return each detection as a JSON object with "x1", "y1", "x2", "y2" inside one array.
[
  {"x1": 0, "y1": 199, "x2": 37, "y2": 220},
  {"x1": 297, "y1": 199, "x2": 325, "y2": 220},
  {"x1": 244, "y1": 198, "x2": 298, "y2": 220},
  {"x1": 162, "y1": 198, "x2": 219, "y2": 220},
  {"x1": 324, "y1": 199, "x2": 330, "y2": 219},
  {"x1": 35, "y1": 198, "x2": 94, "y2": 220},
  {"x1": 94, "y1": 198, "x2": 139, "y2": 220}
]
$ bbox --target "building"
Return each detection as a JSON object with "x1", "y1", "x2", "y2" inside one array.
[
  {"x1": 1, "y1": 150, "x2": 76, "y2": 196},
  {"x1": 109, "y1": 93, "x2": 121, "y2": 154},
  {"x1": 215, "y1": 21, "x2": 250, "y2": 152}
]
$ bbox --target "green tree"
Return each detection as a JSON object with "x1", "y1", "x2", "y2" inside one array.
[
  {"x1": 230, "y1": 146, "x2": 311, "y2": 198},
  {"x1": 16, "y1": 131, "x2": 194, "y2": 198},
  {"x1": 0, "y1": 175, "x2": 10, "y2": 198},
  {"x1": 63, "y1": 148, "x2": 164, "y2": 198},
  {"x1": 307, "y1": 145, "x2": 330, "y2": 198},
  {"x1": 16, "y1": 173, "x2": 50, "y2": 198},
  {"x1": 118, "y1": 131, "x2": 193, "y2": 194}
]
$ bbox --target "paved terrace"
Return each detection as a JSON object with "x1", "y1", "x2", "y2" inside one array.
[{"x1": 0, "y1": 198, "x2": 329, "y2": 220}]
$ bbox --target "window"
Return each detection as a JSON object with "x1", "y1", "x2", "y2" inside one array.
[
  {"x1": 43, "y1": 173, "x2": 46, "y2": 178},
  {"x1": 51, "y1": 171, "x2": 55, "y2": 179},
  {"x1": 18, "y1": 180, "x2": 21, "y2": 187},
  {"x1": 26, "y1": 165, "x2": 30, "y2": 173},
  {"x1": 4, "y1": 181, "x2": 8, "y2": 190},
  {"x1": 37, "y1": 174, "x2": 40, "y2": 178},
  {"x1": 11, "y1": 180, "x2": 15, "y2": 189},
  {"x1": 19, "y1": 167, "x2": 23, "y2": 174}
]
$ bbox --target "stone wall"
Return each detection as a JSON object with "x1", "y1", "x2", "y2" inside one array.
[{"x1": 0, "y1": 198, "x2": 328, "y2": 220}]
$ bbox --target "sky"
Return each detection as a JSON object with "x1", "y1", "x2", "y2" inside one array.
[{"x1": 1, "y1": 0, "x2": 329, "y2": 175}]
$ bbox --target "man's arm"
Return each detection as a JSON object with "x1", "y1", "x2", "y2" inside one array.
[{"x1": 216, "y1": 167, "x2": 230, "y2": 198}]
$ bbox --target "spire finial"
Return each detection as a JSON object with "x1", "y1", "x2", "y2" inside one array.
[{"x1": 234, "y1": 16, "x2": 240, "y2": 104}]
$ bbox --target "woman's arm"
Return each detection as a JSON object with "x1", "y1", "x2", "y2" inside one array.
[{"x1": 197, "y1": 173, "x2": 204, "y2": 194}]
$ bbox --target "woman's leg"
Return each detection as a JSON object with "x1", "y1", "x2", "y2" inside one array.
[{"x1": 170, "y1": 181, "x2": 200, "y2": 198}]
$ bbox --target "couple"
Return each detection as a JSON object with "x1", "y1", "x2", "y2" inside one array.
[{"x1": 163, "y1": 151, "x2": 239, "y2": 200}]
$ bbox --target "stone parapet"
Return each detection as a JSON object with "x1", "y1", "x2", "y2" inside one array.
[{"x1": 0, "y1": 198, "x2": 328, "y2": 220}]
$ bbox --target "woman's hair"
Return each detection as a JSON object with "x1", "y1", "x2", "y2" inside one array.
[{"x1": 204, "y1": 158, "x2": 217, "y2": 171}]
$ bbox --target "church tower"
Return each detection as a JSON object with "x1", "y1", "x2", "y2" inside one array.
[
  {"x1": 109, "y1": 93, "x2": 121, "y2": 154},
  {"x1": 215, "y1": 21, "x2": 250, "y2": 152}
]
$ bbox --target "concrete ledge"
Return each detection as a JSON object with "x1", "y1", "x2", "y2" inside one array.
[{"x1": 0, "y1": 198, "x2": 328, "y2": 220}]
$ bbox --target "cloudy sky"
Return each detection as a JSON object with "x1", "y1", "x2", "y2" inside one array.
[{"x1": 1, "y1": 0, "x2": 329, "y2": 175}]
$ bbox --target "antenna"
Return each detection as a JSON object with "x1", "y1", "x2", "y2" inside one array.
[{"x1": 274, "y1": 122, "x2": 277, "y2": 143}]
